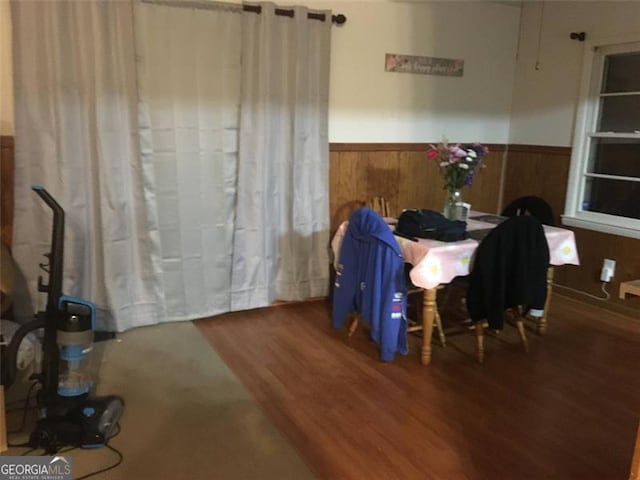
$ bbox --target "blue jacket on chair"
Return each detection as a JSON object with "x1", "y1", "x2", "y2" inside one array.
[{"x1": 332, "y1": 208, "x2": 408, "y2": 362}]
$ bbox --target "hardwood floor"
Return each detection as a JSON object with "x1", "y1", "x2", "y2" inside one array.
[{"x1": 196, "y1": 295, "x2": 640, "y2": 480}]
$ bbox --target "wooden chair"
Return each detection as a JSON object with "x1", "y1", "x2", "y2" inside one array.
[
  {"x1": 366, "y1": 198, "x2": 447, "y2": 350},
  {"x1": 348, "y1": 300, "x2": 446, "y2": 347},
  {"x1": 347, "y1": 206, "x2": 447, "y2": 350},
  {"x1": 473, "y1": 309, "x2": 528, "y2": 364},
  {"x1": 345, "y1": 201, "x2": 448, "y2": 356},
  {"x1": 501, "y1": 195, "x2": 555, "y2": 226},
  {"x1": 367, "y1": 196, "x2": 391, "y2": 218},
  {"x1": 349, "y1": 283, "x2": 446, "y2": 348},
  {"x1": 466, "y1": 216, "x2": 549, "y2": 363},
  {"x1": 405, "y1": 285, "x2": 446, "y2": 347}
]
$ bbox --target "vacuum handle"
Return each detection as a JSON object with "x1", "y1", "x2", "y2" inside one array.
[
  {"x1": 32, "y1": 185, "x2": 64, "y2": 217},
  {"x1": 31, "y1": 185, "x2": 65, "y2": 308}
]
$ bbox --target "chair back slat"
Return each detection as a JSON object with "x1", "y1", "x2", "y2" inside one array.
[{"x1": 367, "y1": 196, "x2": 391, "y2": 217}]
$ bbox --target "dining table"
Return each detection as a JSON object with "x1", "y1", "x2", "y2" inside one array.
[{"x1": 330, "y1": 212, "x2": 581, "y2": 365}]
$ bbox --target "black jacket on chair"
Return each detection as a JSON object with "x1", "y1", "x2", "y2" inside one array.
[
  {"x1": 466, "y1": 216, "x2": 550, "y2": 330},
  {"x1": 501, "y1": 196, "x2": 555, "y2": 226}
]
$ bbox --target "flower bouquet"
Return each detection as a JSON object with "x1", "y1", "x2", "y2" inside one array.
[{"x1": 427, "y1": 141, "x2": 489, "y2": 220}]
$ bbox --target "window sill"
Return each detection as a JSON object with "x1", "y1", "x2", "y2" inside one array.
[{"x1": 562, "y1": 215, "x2": 640, "y2": 239}]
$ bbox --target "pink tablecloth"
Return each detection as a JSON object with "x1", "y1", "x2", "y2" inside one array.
[{"x1": 331, "y1": 215, "x2": 580, "y2": 290}]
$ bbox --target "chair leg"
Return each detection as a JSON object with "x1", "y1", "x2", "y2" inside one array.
[
  {"x1": 348, "y1": 314, "x2": 359, "y2": 337},
  {"x1": 516, "y1": 317, "x2": 529, "y2": 353},
  {"x1": 434, "y1": 309, "x2": 446, "y2": 347},
  {"x1": 475, "y1": 321, "x2": 484, "y2": 363}
]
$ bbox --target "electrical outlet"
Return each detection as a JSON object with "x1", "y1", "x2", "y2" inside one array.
[{"x1": 600, "y1": 258, "x2": 616, "y2": 282}]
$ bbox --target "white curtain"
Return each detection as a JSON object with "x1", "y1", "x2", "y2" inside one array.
[
  {"x1": 11, "y1": 0, "x2": 164, "y2": 331},
  {"x1": 231, "y1": 4, "x2": 331, "y2": 310},
  {"x1": 11, "y1": 0, "x2": 331, "y2": 330},
  {"x1": 134, "y1": 1, "x2": 241, "y2": 321}
]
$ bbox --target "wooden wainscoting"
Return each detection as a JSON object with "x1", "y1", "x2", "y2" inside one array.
[
  {"x1": 502, "y1": 144, "x2": 571, "y2": 227},
  {"x1": 331, "y1": 142, "x2": 640, "y2": 318},
  {"x1": 329, "y1": 143, "x2": 506, "y2": 232},
  {"x1": 555, "y1": 226, "x2": 640, "y2": 317},
  {"x1": 1, "y1": 137, "x2": 637, "y2": 318},
  {"x1": 503, "y1": 144, "x2": 640, "y2": 318},
  {"x1": 1, "y1": 136, "x2": 14, "y2": 246}
]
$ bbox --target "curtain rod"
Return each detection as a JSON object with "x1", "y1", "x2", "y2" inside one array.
[
  {"x1": 141, "y1": 0, "x2": 346, "y2": 25},
  {"x1": 242, "y1": 4, "x2": 346, "y2": 25}
]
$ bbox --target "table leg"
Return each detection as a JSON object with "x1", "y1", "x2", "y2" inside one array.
[
  {"x1": 421, "y1": 287, "x2": 437, "y2": 365},
  {"x1": 538, "y1": 267, "x2": 554, "y2": 335}
]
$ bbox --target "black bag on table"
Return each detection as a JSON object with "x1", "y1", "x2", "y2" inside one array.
[{"x1": 396, "y1": 209, "x2": 468, "y2": 242}]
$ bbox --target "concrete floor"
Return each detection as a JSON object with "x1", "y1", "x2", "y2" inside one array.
[{"x1": 4, "y1": 321, "x2": 316, "y2": 480}]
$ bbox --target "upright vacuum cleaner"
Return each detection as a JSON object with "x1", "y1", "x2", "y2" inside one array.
[{"x1": 3, "y1": 185, "x2": 124, "y2": 453}]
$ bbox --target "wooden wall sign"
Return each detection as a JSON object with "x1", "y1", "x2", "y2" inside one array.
[{"x1": 385, "y1": 53, "x2": 464, "y2": 77}]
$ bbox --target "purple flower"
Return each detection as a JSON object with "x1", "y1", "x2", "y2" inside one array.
[
  {"x1": 465, "y1": 172, "x2": 475, "y2": 186},
  {"x1": 470, "y1": 144, "x2": 488, "y2": 157},
  {"x1": 429, "y1": 140, "x2": 487, "y2": 190}
]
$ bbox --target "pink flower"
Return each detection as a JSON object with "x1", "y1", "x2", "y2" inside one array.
[
  {"x1": 428, "y1": 139, "x2": 488, "y2": 191},
  {"x1": 450, "y1": 146, "x2": 467, "y2": 158}
]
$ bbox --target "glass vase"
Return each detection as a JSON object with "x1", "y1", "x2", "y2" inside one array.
[{"x1": 443, "y1": 189, "x2": 464, "y2": 220}]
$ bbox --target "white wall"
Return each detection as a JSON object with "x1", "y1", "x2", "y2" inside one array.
[
  {"x1": 312, "y1": 1, "x2": 521, "y2": 143},
  {"x1": 1, "y1": 0, "x2": 13, "y2": 135},
  {"x1": 509, "y1": 1, "x2": 640, "y2": 147},
  {"x1": 0, "y1": 1, "x2": 520, "y2": 143}
]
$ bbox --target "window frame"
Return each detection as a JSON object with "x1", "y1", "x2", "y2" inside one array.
[{"x1": 563, "y1": 36, "x2": 640, "y2": 239}]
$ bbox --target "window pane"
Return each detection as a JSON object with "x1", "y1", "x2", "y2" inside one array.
[
  {"x1": 583, "y1": 177, "x2": 640, "y2": 219},
  {"x1": 587, "y1": 138, "x2": 640, "y2": 178},
  {"x1": 602, "y1": 53, "x2": 640, "y2": 93},
  {"x1": 597, "y1": 95, "x2": 640, "y2": 132}
]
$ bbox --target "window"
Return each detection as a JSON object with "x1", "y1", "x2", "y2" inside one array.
[{"x1": 563, "y1": 40, "x2": 640, "y2": 239}]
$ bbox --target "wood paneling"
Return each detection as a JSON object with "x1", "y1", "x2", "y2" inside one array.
[
  {"x1": 197, "y1": 296, "x2": 640, "y2": 480},
  {"x1": 331, "y1": 142, "x2": 639, "y2": 318},
  {"x1": 329, "y1": 143, "x2": 505, "y2": 231},
  {"x1": 1, "y1": 136, "x2": 14, "y2": 246},
  {"x1": 554, "y1": 226, "x2": 640, "y2": 316},
  {"x1": 1, "y1": 137, "x2": 637, "y2": 317},
  {"x1": 502, "y1": 144, "x2": 640, "y2": 318},
  {"x1": 502, "y1": 145, "x2": 571, "y2": 227}
]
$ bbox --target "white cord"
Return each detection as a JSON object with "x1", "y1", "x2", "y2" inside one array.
[
  {"x1": 534, "y1": 1, "x2": 546, "y2": 70},
  {"x1": 553, "y1": 282, "x2": 610, "y2": 302}
]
